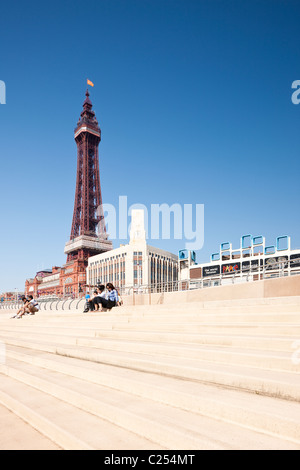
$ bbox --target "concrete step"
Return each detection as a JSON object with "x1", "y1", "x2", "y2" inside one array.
[
  {"x1": 0, "y1": 317, "x2": 299, "y2": 351},
  {"x1": 1, "y1": 333, "x2": 299, "y2": 400},
  {"x1": 1, "y1": 319, "x2": 299, "y2": 340},
  {"x1": 3, "y1": 311, "x2": 279, "y2": 322},
  {"x1": 118, "y1": 297, "x2": 300, "y2": 311},
  {"x1": 58, "y1": 311, "x2": 300, "y2": 324},
  {"x1": 1, "y1": 354, "x2": 299, "y2": 449},
  {"x1": 119, "y1": 305, "x2": 300, "y2": 315},
  {"x1": 126, "y1": 313, "x2": 300, "y2": 323},
  {"x1": 0, "y1": 372, "x2": 163, "y2": 450},
  {"x1": 5, "y1": 344, "x2": 300, "y2": 445},
  {"x1": 0, "y1": 304, "x2": 300, "y2": 321},
  {"x1": 112, "y1": 322, "x2": 300, "y2": 336},
  {"x1": 93, "y1": 328, "x2": 300, "y2": 351},
  {"x1": 0, "y1": 402, "x2": 61, "y2": 450},
  {"x1": 131, "y1": 319, "x2": 300, "y2": 332},
  {"x1": 0, "y1": 329, "x2": 298, "y2": 373},
  {"x1": 3, "y1": 313, "x2": 300, "y2": 336},
  {"x1": 2, "y1": 316, "x2": 299, "y2": 338},
  {"x1": 149, "y1": 296, "x2": 300, "y2": 307},
  {"x1": 1, "y1": 320, "x2": 298, "y2": 352}
]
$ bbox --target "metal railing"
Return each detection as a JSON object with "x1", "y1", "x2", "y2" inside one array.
[
  {"x1": 125, "y1": 257, "x2": 300, "y2": 295},
  {"x1": 0, "y1": 297, "x2": 87, "y2": 312}
]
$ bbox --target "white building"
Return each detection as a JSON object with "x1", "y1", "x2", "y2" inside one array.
[
  {"x1": 87, "y1": 210, "x2": 178, "y2": 292},
  {"x1": 179, "y1": 234, "x2": 300, "y2": 286}
]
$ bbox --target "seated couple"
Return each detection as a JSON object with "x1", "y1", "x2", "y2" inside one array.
[
  {"x1": 11, "y1": 295, "x2": 40, "y2": 319},
  {"x1": 85, "y1": 283, "x2": 119, "y2": 312}
]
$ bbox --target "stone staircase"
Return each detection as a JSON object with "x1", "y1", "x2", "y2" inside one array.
[{"x1": 0, "y1": 296, "x2": 300, "y2": 450}]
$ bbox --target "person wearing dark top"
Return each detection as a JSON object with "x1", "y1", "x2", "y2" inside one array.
[{"x1": 96, "y1": 283, "x2": 119, "y2": 311}]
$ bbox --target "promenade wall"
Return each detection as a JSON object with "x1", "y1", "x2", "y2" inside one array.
[{"x1": 125, "y1": 275, "x2": 300, "y2": 306}]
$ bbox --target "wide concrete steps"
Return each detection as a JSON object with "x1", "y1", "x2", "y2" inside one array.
[
  {"x1": 0, "y1": 320, "x2": 298, "y2": 351},
  {"x1": 5, "y1": 339, "x2": 299, "y2": 401},
  {"x1": 0, "y1": 296, "x2": 300, "y2": 449},
  {"x1": 0, "y1": 346, "x2": 299, "y2": 450},
  {"x1": 0, "y1": 402, "x2": 61, "y2": 450},
  {"x1": 0, "y1": 328, "x2": 298, "y2": 375},
  {"x1": 0, "y1": 370, "x2": 162, "y2": 450}
]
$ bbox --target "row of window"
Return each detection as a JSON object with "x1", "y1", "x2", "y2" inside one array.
[
  {"x1": 89, "y1": 251, "x2": 178, "y2": 267},
  {"x1": 90, "y1": 253, "x2": 127, "y2": 266},
  {"x1": 150, "y1": 258, "x2": 178, "y2": 283}
]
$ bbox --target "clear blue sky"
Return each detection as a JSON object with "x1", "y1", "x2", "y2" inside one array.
[{"x1": 0, "y1": 0, "x2": 299, "y2": 293}]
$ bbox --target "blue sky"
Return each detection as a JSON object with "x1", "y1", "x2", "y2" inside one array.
[{"x1": 0, "y1": 0, "x2": 300, "y2": 293}]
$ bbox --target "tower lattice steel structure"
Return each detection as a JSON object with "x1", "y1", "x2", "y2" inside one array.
[{"x1": 65, "y1": 89, "x2": 113, "y2": 262}]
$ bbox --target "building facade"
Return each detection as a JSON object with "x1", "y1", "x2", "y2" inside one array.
[
  {"x1": 25, "y1": 263, "x2": 88, "y2": 298},
  {"x1": 87, "y1": 210, "x2": 178, "y2": 292},
  {"x1": 179, "y1": 234, "x2": 300, "y2": 285}
]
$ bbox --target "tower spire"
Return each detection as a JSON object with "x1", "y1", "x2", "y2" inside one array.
[{"x1": 83, "y1": 88, "x2": 92, "y2": 110}]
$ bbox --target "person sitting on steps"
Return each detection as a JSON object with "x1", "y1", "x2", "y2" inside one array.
[
  {"x1": 92, "y1": 285, "x2": 107, "y2": 311},
  {"x1": 11, "y1": 296, "x2": 29, "y2": 319},
  {"x1": 95, "y1": 283, "x2": 119, "y2": 312},
  {"x1": 14, "y1": 295, "x2": 40, "y2": 319},
  {"x1": 83, "y1": 291, "x2": 90, "y2": 312}
]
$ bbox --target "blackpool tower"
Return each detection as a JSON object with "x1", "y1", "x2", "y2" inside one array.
[
  {"x1": 64, "y1": 89, "x2": 113, "y2": 262},
  {"x1": 25, "y1": 89, "x2": 113, "y2": 299}
]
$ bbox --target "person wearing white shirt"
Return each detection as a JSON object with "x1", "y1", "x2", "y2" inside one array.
[
  {"x1": 16, "y1": 295, "x2": 39, "y2": 318},
  {"x1": 93, "y1": 285, "x2": 107, "y2": 311},
  {"x1": 95, "y1": 283, "x2": 119, "y2": 312}
]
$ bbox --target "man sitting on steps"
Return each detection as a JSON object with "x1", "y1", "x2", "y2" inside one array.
[
  {"x1": 92, "y1": 285, "x2": 107, "y2": 311},
  {"x1": 11, "y1": 296, "x2": 29, "y2": 318},
  {"x1": 83, "y1": 285, "x2": 107, "y2": 312},
  {"x1": 15, "y1": 295, "x2": 40, "y2": 319}
]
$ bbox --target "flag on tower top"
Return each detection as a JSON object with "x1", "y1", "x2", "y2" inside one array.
[{"x1": 87, "y1": 79, "x2": 94, "y2": 87}]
